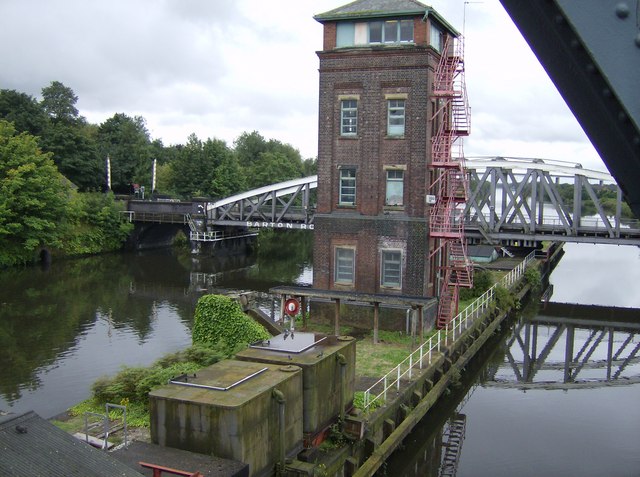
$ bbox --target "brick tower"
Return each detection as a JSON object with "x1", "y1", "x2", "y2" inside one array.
[{"x1": 312, "y1": 0, "x2": 466, "y2": 314}]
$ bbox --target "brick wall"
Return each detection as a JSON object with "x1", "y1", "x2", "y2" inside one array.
[{"x1": 314, "y1": 16, "x2": 443, "y2": 298}]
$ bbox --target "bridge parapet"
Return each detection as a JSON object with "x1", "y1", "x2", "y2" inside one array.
[{"x1": 122, "y1": 160, "x2": 640, "y2": 245}]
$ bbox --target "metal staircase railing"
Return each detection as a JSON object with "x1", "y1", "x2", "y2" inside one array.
[{"x1": 430, "y1": 34, "x2": 473, "y2": 329}]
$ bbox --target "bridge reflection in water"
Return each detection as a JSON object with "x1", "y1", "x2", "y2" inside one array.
[{"x1": 384, "y1": 303, "x2": 640, "y2": 476}]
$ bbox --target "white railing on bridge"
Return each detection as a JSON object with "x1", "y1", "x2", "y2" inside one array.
[
  {"x1": 362, "y1": 250, "x2": 536, "y2": 412},
  {"x1": 190, "y1": 230, "x2": 259, "y2": 242}
]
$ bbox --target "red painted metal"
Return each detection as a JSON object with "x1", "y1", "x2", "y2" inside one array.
[
  {"x1": 430, "y1": 36, "x2": 474, "y2": 330},
  {"x1": 139, "y1": 461, "x2": 203, "y2": 477}
]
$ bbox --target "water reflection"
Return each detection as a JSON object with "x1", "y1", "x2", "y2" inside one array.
[
  {"x1": 487, "y1": 311, "x2": 640, "y2": 388},
  {"x1": 0, "y1": 230, "x2": 313, "y2": 418},
  {"x1": 385, "y1": 305, "x2": 640, "y2": 476}
]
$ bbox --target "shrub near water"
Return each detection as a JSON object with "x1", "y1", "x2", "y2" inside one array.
[{"x1": 192, "y1": 294, "x2": 270, "y2": 351}]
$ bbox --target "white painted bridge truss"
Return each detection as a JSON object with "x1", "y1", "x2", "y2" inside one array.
[{"x1": 202, "y1": 158, "x2": 640, "y2": 245}]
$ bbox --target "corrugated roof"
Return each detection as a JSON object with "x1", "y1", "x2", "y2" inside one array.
[
  {"x1": 0, "y1": 411, "x2": 143, "y2": 477},
  {"x1": 314, "y1": 0, "x2": 459, "y2": 36}
]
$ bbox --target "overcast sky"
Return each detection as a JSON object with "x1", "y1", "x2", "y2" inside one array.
[{"x1": 0, "y1": 0, "x2": 605, "y2": 171}]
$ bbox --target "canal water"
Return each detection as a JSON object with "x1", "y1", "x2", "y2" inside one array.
[{"x1": 0, "y1": 233, "x2": 638, "y2": 475}]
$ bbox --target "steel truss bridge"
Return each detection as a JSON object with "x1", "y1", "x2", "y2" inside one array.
[
  {"x1": 484, "y1": 307, "x2": 640, "y2": 390},
  {"x1": 202, "y1": 157, "x2": 640, "y2": 245}
]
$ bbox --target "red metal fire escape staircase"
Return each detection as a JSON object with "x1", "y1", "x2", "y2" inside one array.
[{"x1": 430, "y1": 36, "x2": 473, "y2": 329}]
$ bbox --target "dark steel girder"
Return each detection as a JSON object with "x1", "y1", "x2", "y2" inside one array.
[{"x1": 499, "y1": 0, "x2": 640, "y2": 218}]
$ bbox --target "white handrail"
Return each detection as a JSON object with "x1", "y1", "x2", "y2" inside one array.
[{"x1": 361, "y1": 250, "x2": 536, "y2": 412}]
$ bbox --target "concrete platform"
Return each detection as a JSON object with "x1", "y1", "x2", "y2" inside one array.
[{"x1": 112, "y1": 441, "x2": 248, "y2": 477}]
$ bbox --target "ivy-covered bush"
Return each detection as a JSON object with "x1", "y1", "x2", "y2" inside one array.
[
  {"x1": 192, "y1": 294, "x2": 270, "y2": 351},
  {"x1": 524, "y1": 266, "x2": 542, "y2": 293}
]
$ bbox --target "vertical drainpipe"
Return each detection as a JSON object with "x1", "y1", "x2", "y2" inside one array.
[
  {"x1": 336, "y1": 353, "x2": 347, "y2": 423},
  {"x1": 272, "y1": 389, "x2": 286, "y2": 475}
]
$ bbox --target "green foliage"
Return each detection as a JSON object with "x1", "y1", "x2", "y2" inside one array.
[
  {"x1": 234, "y1": 131, "x2": 305, "y2": 189},
  {"x1": 459, "y1": 269, "x2": 493, "y2": 301},
  {"x1": 320, "y1": 422, "x2": 348, "y2": 450},
  {"x1": 0, "y1": 89, "x2": 48, "y2": 137},
  {"x1": 39, "y1": 120, "x2": 102, "y2": 191},
  {"x1": 78, "y1": 343, "x2": 228, "y2": 428},
  {"x1": 0, "y1": 120, "x2": 72, "y2": 266},
  {"x1": 524, "y1": 266, "x2": 542, "y2": 293},
  {"x1": 91, "y1": 351, "x2": 223, "y2": 404},
  {"x1": 494, "y1": 285, "x2": 518, "y2": 312},
  {"x1": 41, "y1": 81, "x2": 80, "y2": 123},
  {"x1": 192, "y1": 294, "x2": 270, "y2": 350},
  {"x1": 69, "y1": 398, "x2": 150, "y2": 428},
  {"x1": 172, "y1": 229, "x2": 189, "y2": 249},
  {"x1": 153, "y1": 343, "x2": 225, "y2": 368},
  {"x1": 352, "y1": 391, "x2": 383, "y2": 411},
  {"x1": 96, "y1": 113, "x2": 151, "y2": 192},
  {"x1": 59, "y1": 191, "x2": 133, "y2": 255}
]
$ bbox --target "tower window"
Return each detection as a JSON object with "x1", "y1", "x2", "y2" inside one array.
[
  {"x1": 385, "y1": 169, "x2": 404, "y2": 206},
  {"x1": 337, "y1": 19, "x2": 414, "y2": 46},
  {"x1": 430, "y1": 23, "x2": 443, "y2": 52},
  {"x1": 339, "y1": 168, "x2": 356, "y2": 205},
  {"x1": 335, "y1": 247, "x2": 355, "y2": 284},
  {"x1": 341, "y1": 99, "x2": 358, "y2": 136},
  {"x1": 381, "y1": 250, "x2": 402, "y2": 288},
  {"x1": 388, "y1": 99, "x2": 406, "y2": 136}
]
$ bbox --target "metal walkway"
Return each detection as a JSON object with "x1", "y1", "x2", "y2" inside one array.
[{"x1": 198, "y1": 158, "x2": 640, "y2": 245}]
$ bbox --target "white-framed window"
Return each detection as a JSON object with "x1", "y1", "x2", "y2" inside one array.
[
  {"x1": 339, "y1": 168, "x2": 356, "y2": 205},
  {"x1": 385, "y1": 169, "x2": 404, "y2": 206},
  {"x1": 341, "y1": 99, "x2": 358, "y2": 136},
  {"x1": 335, "y1": 247, "x2": 355, "y2": 284},
  {"x1": 369, "y1": 19, "x2": 413, "y2": 44},
  {"x1": 381, "y1": 249, "x2": 402, "y2": 288},
  {"x1": 387, "y1": 99, "x2": 405, "y2": 136}
]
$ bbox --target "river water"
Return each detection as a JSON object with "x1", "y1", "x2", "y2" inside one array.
[{"x1": 0, "y1": 235, "x2": 638, "y2": 475}]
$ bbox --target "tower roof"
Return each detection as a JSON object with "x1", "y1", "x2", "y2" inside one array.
[{"x1": 314, "y1": 0, "x2": 459, "y2": 36}]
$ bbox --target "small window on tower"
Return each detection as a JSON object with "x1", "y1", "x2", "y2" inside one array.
[
  {"x1": 341, "y1": 100, "x2": 358, "y2": 136},
  {"x1": 335, "y1": 247, "x2": 356, "y2": 285},
  {"x1": 339, "y1": 168, "x2": 356, "y2": 205},
  {"x1": 385, "y1": 170, "x2": 404, "y2": 206},
  {"x1": 387, "y1": 99, "x2": 406, "y2": 136},
  {"x1": 430, "y1": 23, "x2": 443, "y2": 52},
  {"x1": 369, "y1": 21, "x2": 383, "y2": 43},
  {"x1": 381, "y1": 249, "x2": 402, "y2": 288}
]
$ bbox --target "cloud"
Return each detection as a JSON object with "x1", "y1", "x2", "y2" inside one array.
[{"x1": 0, "y1": 0, "x2": 605, "y2": 168}]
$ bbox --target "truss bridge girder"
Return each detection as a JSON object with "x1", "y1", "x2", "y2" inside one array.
[
  {"x1": 206, "y1": 176, "x2": 317, "y2": 227},
  {"x1": 463, "y1": 157, "x2": 640, "y2": 246}
]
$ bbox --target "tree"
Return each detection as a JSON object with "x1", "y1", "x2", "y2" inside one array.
[
  {"x1": 41, "y1": 81, "x2": 80, "y2": 123},
  {"x1": 210, "y1": 154, "x2": 246, "y2": 199},
  {"x1": 169, "y1": 134, "x2": 239, "y2": 198},
  {"x1": 96, "y1": 113, "x2": 152, "y2": 192},
  {"x1": 0, "y1": 120, "x2": 71, "y2": 266},
  {"x1": 234, "y1": 131, "x2": 304, "y2": 189},
  {"x1": 248, "y1": 151, "x2": 302, "y2": 189},
  {"x1": 39, "y1": 121, "x2": 102, "y2": 190},
  {"x1": 234, "y1": 130, "x2": 269, "y2": 169},
  {"x1": 0, "y1": 89, "x2": 47, "y2": 137}
]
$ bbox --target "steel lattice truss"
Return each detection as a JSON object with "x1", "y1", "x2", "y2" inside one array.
[
  {"x1": 201, "y1": 158, "x2": 640, "y2": 244},
  {"x1": 206, "y1": 176, "x2": 317, "y2": 229},
  {"x1": 464, "y1": 157, "x2": 640, "y2": 245},
  {"x1": 485, "y1": 316, "x2": 640, "y2": 390}
]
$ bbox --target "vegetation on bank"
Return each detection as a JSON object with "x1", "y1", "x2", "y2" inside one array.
[
  {"x1": 192, "y1": 294, "x2": 270, "y2": 351},
  {"x1": 64, "y1": 294, "x2": 269, "y2": 429},
  {"x1": 0, "y1": 82, "x2": 316, "y2": 267},
  {"x1": 0, "y1": 120, "x2": 132, "y2": 267}
]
